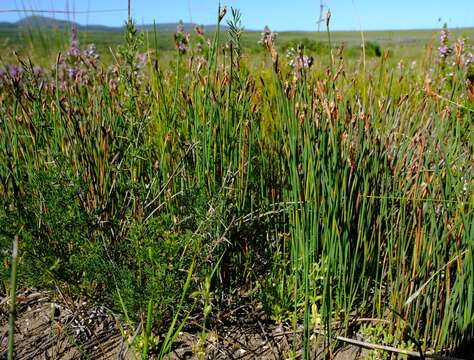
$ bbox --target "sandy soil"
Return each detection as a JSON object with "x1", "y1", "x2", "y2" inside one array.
[
  {"x1": 0, "y1": 289, "x2": 395, "y2": 360},
  {"x1": 0, "y1": 289, "x2": 132, "y2": 359}
]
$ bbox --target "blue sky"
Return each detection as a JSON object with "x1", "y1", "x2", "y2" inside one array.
[{"x1": 1, "y1": 1, "x2": 473, "y2": 31}]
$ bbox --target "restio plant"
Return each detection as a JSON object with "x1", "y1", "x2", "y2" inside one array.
[{"x1": 1, "y1": 7, "x2": 473, "y2": 359}]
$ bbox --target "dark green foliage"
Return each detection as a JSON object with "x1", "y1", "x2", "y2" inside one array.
[
  {"x1": 69, "y1": 215, "x2": 198, "y2": 326},
  {"x1": 281, "y1": 38, "x2": 331, "y2": 54},
  {"x1": 0, "y1": 168, "x2": 89, "y2": 288},
  {"x1": 280, "y1": 38, "x2": 383, "y2": 58},
  {"x1": 366, "y1": 41, "x2": 382, "y2": 57}
]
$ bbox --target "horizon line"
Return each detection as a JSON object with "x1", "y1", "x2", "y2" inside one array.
[{"x1": 1, "y1": 14, "x2": 473, "y2": 33}]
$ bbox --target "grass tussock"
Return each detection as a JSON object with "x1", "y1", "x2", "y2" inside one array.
[{"x1": 1, "y1": 9, "x2": 473, "y2": 358}]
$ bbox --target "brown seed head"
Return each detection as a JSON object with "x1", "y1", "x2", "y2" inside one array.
[{"x1": 326, "y1": 9, "x2": 332, "y2": 28}]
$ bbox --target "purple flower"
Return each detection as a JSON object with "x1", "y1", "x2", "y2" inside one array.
[
  {"x1": 174, "y1": 20, "x2": 189, "y2": 55},
  {"x1": 67, "y1": 26, "x2": 81, "y2": 58},
  {"x1": 71, "y1": 27, "x2": 79, "y2": 47},
  {"x1": 137, "y1": 52, "x2": 148, "y2": 69},
  {"x1": 177, "y1": 43, "x2": 188, "y2": 55},
  {"x1": 7, "y1": 64, "x2": 22, "y2": 78},
  {"x1": 259, "y1": 26, "x2": 277, "y2": 49},
  {"x1": 438, "y1": 26, "x2": 453, "y2": 61},
  {"x1": 440, "y1": 28, "x2": 449, "y2": 45},
  {"x1": 67, "y1": 66, "x2": 79, "y2": 80},
  {"x1": 83, "y1": 44, "x2": 99, "y2": 64},
  {"x1": 286, "y1": 47, "x2": 313, "y2": 73},
  {"x1": 32, "y1": 66, "x2": 47, "y2": 85},
  {"x1": 465, "y1": 52, "x2": 474, "y2": 66},
  {"x1": 438, "y1": 45, "x2": 452, "y2": 59}
]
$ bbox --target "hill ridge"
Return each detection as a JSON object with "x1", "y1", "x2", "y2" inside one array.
[{"x1": 1, "y1": 15, "x2": 229, "y2": 32}]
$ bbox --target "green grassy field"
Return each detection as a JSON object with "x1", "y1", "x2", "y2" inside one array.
[
  {"x1": 2, "y1": 25, "x2": 473, "y2": 63},
  {"x1": 1, "y1": 14, "x2": 473, "y2": 359}
]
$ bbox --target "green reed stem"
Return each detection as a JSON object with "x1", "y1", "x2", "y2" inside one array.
[{"x1": 8, "y1": 235, "x2": 19, "y2": 360}]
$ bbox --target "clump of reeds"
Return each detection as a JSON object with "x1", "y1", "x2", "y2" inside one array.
[{"x1": 0, "y1": 11, "x2": 472, "y2": 359}]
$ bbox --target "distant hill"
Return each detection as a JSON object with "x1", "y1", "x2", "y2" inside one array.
[
  {"x1": 0, "y1": 21, "x2": 17, "y2": 29},
  {"x1": 15, "y1": 15, "x2": 80, "y2": 30},
  {"x1": 0, "y1": 15, "x2": 229, "y2": 33}
]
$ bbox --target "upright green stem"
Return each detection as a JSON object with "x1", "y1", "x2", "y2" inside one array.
[
  {"x1": 8, "y1": 235, "x2": 19, "y2": 360},
  {"x1": 172, "y1": 53, "x2": 180, "y2": 113}
]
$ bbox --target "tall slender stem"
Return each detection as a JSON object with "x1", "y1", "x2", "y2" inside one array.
[{"x1": 7, "y1": 235, "x2": 19, "y2": 360}]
